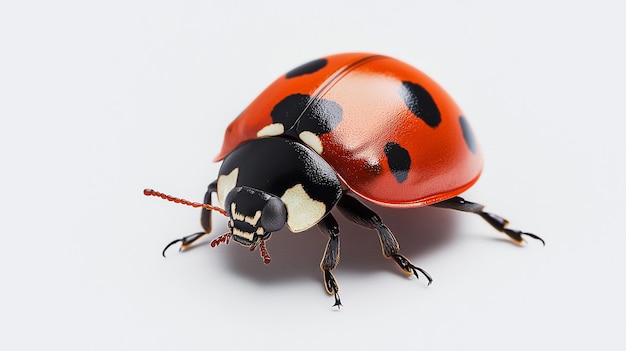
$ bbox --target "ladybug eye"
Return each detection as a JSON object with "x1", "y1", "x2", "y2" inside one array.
[{"x1": 260, "y1": 197, "x2": 287, "y2": 232}]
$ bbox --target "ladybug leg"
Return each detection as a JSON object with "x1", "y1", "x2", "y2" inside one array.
[
  {"x1": 200, "y1": 181, "x2": 218, "y2": 233},
  {"x1": 317, "y1": 213, "x2": 342, "y2": 308},
  {"x1": 162, "y1": 181, "x2": 218, "y2": 257},
  {"x1": 431, "y1": 196, "x2": 545, "y2": 245},
  {"x1": 337, "y1": 195, "x2": 433, "y2": 285}
]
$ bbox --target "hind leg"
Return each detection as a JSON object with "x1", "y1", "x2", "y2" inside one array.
[{"x1": 431, "y1": 196, "x2": 544, "y2": 245}]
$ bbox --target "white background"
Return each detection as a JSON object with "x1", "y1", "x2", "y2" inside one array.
[{"x1": 2, "y1": 1, "x2": 625, "y2": 350}]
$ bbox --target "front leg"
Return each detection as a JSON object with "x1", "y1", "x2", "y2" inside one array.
[
  {"x1": 317, "y1": 213, "x2": 342, "y2": 308},
  {"x1": 162, "y1": 181, "x2": 218, "y2": 256},
  {"x1": 336, "y1": 194, "x2": 433, "y2": 285}
]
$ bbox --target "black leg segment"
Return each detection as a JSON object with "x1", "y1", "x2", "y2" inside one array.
[
  {"x1": 431, "y1": 196, "x2": 545, "y2": 245},
  {"x1": 200, "y1": 181, "x2": 218, "y2": 233},
  {"x1": 317, "y1": 213, "x2": 342, "y2": 308},
  {"x1": 336, "y1": 194, "x2": 433, "y2": 285},
  {"x1": 162, "y1": 181, "x2": 219, "y2": 257}
]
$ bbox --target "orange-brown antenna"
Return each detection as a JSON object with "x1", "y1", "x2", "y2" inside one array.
[
  {"x1": 248, "y1": 241, "x2": 271, "y2": 264},
  {"x1": 211, "y1": 232, "x2": 232, "y2": 247},
  {"x1": 259, "y1": 240, "x2": 271, "y2": 264},
  {"x1": 143, "y1": 188, "x2": 228, "y2": 217}
]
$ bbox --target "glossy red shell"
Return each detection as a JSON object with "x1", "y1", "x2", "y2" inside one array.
[{"x1": 215, "y1": 53, "x2": 483, "y2": 208}]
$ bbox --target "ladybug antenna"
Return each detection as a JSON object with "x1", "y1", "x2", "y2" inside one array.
[
  {"x1": 259, "y1": 240, "x2": 271, "y2": 264},
  {"x1": 210, "y1": 232, "x2": 232, "y2": 247},
  {"x1": 143, "y1": 188, "x2": 228, "y2": 217},
  {"x1": 250, "y1": 240, "x2": 272, "y2": 264}
]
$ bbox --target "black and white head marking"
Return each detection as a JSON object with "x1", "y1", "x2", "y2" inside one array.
[
  {"x1": 224, "y1": 186, "x2": 287, "y2": 246},
  {"x1": 217, "y1": 138, "x2": 343, "y2": 238}
]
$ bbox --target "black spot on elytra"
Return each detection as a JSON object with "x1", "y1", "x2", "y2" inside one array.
[
  {"x1": 399, "y1": 81, "x2": 441, "y2": 128},
  {"x1": 285, "y1": 58, "x2": 328, "y2": 78},
  {"x1": 271, "y1": 94, "x2": 310, "y2": 131},
  {"x1": 384, "y1": 142, "x2": 411, "y2": 183},
  {"x1": 297, "y1": 98, "x2": 343, "y2": 136},
  {"x1": 459, "y1": 116, "x2": 477, "y2": 154},
  {"x1": 271, "y1": 94, "x2": 343, "y2": 136}
]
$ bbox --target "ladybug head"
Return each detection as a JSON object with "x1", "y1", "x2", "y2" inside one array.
[{"x1": 224, "y1": 186, "x2": 287, "y2": 247}]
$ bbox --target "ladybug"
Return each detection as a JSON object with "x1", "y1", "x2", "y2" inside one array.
[{"x1": 145, "y1": 53, "x2": 544, "y2": 308}]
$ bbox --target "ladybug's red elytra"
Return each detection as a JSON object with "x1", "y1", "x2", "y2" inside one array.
[{"x1": 145, "y1": 53, "x2": 544, "y2": 308}]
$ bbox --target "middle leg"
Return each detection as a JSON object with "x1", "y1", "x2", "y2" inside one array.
[
  {"x1": 317, "y1": 213, "x2": 342, "y2": 308},
  {"x1": 336, "y1": 194, "x2": 433, "y2": 285}
]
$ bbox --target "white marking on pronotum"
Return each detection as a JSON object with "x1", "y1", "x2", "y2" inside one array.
[
  {"x1": 298, "y1": 131, "x2": 323, "y2": 154},
  {"x1": 217, "y1": 168, "x2": 239, "y2": 207},
  {"x1": 280, "y1": 184, "x2": 326, "y2": 232},
  {"x1": 257, "y1": 123, "x2": 285, "y2": 138}
]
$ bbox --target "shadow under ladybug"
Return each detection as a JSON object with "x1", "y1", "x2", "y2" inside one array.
[{"x1": 220, "y1": 204, "x2": 460, "y2": 288}]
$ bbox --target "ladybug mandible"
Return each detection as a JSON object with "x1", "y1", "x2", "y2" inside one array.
[{"x1": 145, "y1": 53, "x2": 544, "y2": 308}]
